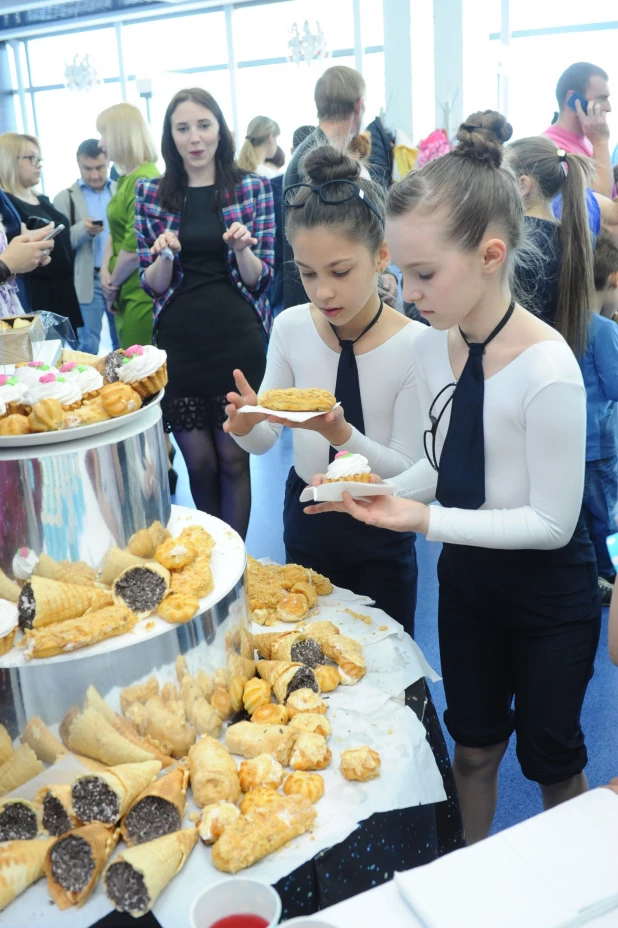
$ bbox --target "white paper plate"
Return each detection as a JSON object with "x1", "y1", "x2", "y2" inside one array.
[
  {"x1": 299, "y1": 480, "x2": 395, "y2": 503},
  {"x1": 237, "y1": 402, "x2": 340, "y2": 423},
  {"x1": 0, "y1": 389, "x2": 164, "y2": 447}
]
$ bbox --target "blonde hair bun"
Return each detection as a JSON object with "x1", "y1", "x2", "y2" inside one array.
[{"x1": 455, "y1": 110, "x2": 513, "y2": 168}]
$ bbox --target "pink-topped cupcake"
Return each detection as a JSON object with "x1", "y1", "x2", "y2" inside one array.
[
  {"x1": 58, "y1": 362, "x2": 103, "y2": 401},
  {"x1": 24, "y1": 372, "x2": 82, "y2": 411},
  {"x1": 118, "y1": 344, "x2": 168, "y2": 398},
  {"x1": 0, "y1": 374, "x2": 28, "y2": 415},
  {"x1": 13, "y1": 361, "x2": 53, "y2": 386},
  {"x1": 323, "y1": 451, "x2": 373, "y2": 483}
]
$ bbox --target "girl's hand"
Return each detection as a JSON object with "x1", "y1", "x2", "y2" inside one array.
[
  {"x1": 265, "y1": 404, "x2": 352, "y2": 446},
  {"x1": 305, "y1": 491, "x2": 431, "y2": 534},
  {"x1": 223, "y1": 222, "x2": 257, "y2": 253},
  {"x1": 223, "y1": 369, "x2": 268, "y2": 436},
  {"x1": 150, "y1": 231, "x2": 181, "y2": 256}
]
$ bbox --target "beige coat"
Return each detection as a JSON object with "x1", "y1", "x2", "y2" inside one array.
[{"x1": 53, "y1": 180, "x2": 117, "y2": 304}]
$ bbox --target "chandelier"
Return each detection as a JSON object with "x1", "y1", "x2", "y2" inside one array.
[
  {"x1": 64, "y1": 54, "x2": 100, "y2": 92},
  {"x1": 287, "y1": 20, "x2": 329, "y2": 65}
]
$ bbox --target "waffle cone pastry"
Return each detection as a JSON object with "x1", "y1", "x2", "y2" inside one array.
[
  {"x1": 24, "y1": 605, "x2": 138, "y2": 659},
  {"x1": 298, "y1": 620, "x2": 341, "y2": 644},
  {"x1": 321, "y1": 634, "x2": 366, "y2": 684},
  {"x1": 136, "y1": 697, "x2": 197, "y2": 760},
  {"x1": 0, "y1": 725, "x2": 13, "y2": 765},
  {"x1": 45, "y1": 822, "x2": 119, "y2": 910},
  {"x1": 63, "y1": 707, "x2": 165, "y2": 766},
  {"x1": 323, "y1": 473, "x2": 372, "y2": 483},
  {"x1": 72, "y1": 760, "x2": 161, "y2": 824},
  {"x1": 257, "y1": 660, "x2": 320, "y2": 705},
  {"x1": 212, "y1": 795, "x2": 316, "y2": 874},
  {"x1": 21, "y1": 716, "x2": 67, "y2": 764},
  {"x1": 0, "y1": 414, "x2": 29, "y2": 434},
  {"x1": 0, "y1": 798, "x2": 42, "y2": 842},
  {"x1": 0, "y1": 568, "x2": 19, "y2": 603},
  {"x1": 271, "y1": 632, "x2": 324, "y2": 666},
  {"x1": 0, "y1": 628, "x2": 15, "y2": 656},
  {"x1": 0, "y1": 837, "x2": 55, "y2": 912},
  {"x1": 17, "y1": 575, "x2": 102, "y2": 631},
  {"x1": 112, "y1": 562, "x2": 170, "y2": 620},
  {"x1": 83, "y1": 687, "x2": 173, "y2": 768},
  {"x1": 253, "y1": 631, "x2": 290, "y2": 660},
  {"x1": 188, "y1": 736, "x2": 240, "y2": 808},
  {"x1": 104, "y1": 826, "x2": 196, "y2": 916},
  {"x1": 0, "y1": 744, "x2": 44, "y2": 797},
  {"x1": 99, "y1": 547, "x2": 148, "y2": 586},
  {"x1": 120, "y1": 765, "x2": 189, "y2": 846},
  {"x1": 35, "y1": 784, "x2": 79, "y2": 836},
  {"x1": 258, "y1": 387, "x2": 335, "y2": 412},
  {"x1": 227, "y1": 650, "x2": 256, "y2": 685},
  {"x1": 33, "y1": 553, "x2": 97, "y2": 587},
  {"x1": 225, "y1": 721, "x2": 298, "y2": 766}
]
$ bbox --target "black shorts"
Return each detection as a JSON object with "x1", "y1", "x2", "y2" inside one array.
[{"x1": 437, "y1": 542, "x2": 601, "y2": 786}]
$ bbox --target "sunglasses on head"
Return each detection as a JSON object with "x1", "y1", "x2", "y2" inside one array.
[{"x1": 283, "y1": 180, "x2": 384, "y2": 226}]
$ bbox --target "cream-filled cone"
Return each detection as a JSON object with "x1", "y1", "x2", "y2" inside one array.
[
  {"x1": 104, "y1": 825, "x2": 196, "y2": 916},
  {"x1": 0, "y1": 724, "x2": 13, "y2": 765},
  {"x1": 99, "y1": 547, "x2": 148, "y2": 587},
  {"x1": 256, "y1": 660, "x2": 301, "y2": 688},
  {"x1": 72, "y1": 761, "x2": 161, "y2": 823},
  {"x1": 253, "y1": 631, "x2": 290, "y2": 660},
  {"x1": 0, "y1": 837, "x2": 55, "y2": 911},
  {"x1": 33, "y1": 553, "x2": 97, "y2": 587},
  {"x1": 18, "y1": 576, "x2": 99, "y2": 630},
  {"x1": 83, "y1": 686, "x2": 173, "y2": 768},
  {"x1": 45, "y1": 822, "x2": 119, "y2": 910},
  {"x1": 21, "y1": 716, "x2": 67, "y2": 764},
  {"x1": 112, "y1": 561, "x2": 170, "y2": 620},
  {"x1": 0, "y1": 568, "x2": 19, "y2": 603},
  {"x1": 65, "y1": 707, "x2": 162, "y2": 766},
  {"x1": 227, "y1": 651, "x2": 256, "y2": 685},
  {"x1": 0, "y1": 798, "x2": 42, "y2": 841},
  {"x1": 120, "y1": 765, "x2": 189, "y2": 846},
  {"x1": 35, "y1": 783, "x2": 79, "y2": 836},
  {"x1": 0, "y1": 744, "x2": 44, "y2": 797}
]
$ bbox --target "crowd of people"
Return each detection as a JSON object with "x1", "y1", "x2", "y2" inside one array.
[{"x1": 1, "y1": 58, "x2": 618, "y2": 850}]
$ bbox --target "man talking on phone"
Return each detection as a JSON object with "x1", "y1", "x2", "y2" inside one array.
[
  {"x1": 53, "y1": 139, "x2": 118, "y2": 354},
  {"x1": 543, "y1": 61, "x2": 614, "y2": 198}
]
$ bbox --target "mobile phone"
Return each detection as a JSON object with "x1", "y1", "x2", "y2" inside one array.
[
  {"x1": 92, "y1": 220, "x2": 104, "y2": 227},
  {"x1": 25, "y1": 216, "x2": 51, "y2": 231},
  {"x1": 43, "y1": 224, "x2": 65, "y2": 241},
  {"x1": 567, "y1": 92, "x2": 588, "y2": 115}
]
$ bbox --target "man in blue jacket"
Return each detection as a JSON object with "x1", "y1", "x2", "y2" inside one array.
[{"x1": 581, "y1": 232, "x2": 618, "y2": 603}]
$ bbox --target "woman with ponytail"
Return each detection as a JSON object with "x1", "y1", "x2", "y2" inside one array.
[
  {"x1": 238, "y1": 116, "x2": 281, "y2": 177},
  {"x1": 308, "y1": 111, "x2": 601, "y2": 843},
  {"x1": 506, "y1": 137, "x2": 595, "y2": 355}
]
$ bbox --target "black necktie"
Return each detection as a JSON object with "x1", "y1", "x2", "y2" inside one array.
[
  {"x1": 435, "y1": 300, "x2": 516, "y2": 509},
  {"x1": 329, "y1": 300, "x2": 384, "y2": 462}
]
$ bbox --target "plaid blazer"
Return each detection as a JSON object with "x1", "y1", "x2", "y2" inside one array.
[{"x1": 135, "y1": 173, "x2": 275, "y2": 335}]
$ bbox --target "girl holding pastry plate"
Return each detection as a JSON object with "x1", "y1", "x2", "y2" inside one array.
[
  {"x1": 224, "y1": 145, "x2": 426, "y2": 637},
  {"x1": 307, "y1": 111, "x2": 601, "y2": 844}
]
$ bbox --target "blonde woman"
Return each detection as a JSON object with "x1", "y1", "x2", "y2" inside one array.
[
  {"x1": 238, "y1": 116, "x2": 280, "y2": 177},
  {"x1": 97, "y1": 103, "x2": 159, "y2": 347},
  {"x1": 0, "y1": 132, "x2": 82, "y2": 330}
]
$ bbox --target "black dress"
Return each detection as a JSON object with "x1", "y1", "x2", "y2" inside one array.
[
  {"x1": 157, "y1": 185, "x2": 266, "y2": 432},
  {"x1": 514, "y1": 216, "x2": 561, "y2": 326},
  {"x1": 7, "y1": 193, "x2": 82, "y2": 331}
]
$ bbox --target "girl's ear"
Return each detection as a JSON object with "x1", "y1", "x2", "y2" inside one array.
[
  {"x1": 481, "y1": 236, "x2": 507, "y2": 276},
  {"x1": 377, "y1": 239, "x2": 391, "y2": 273}
]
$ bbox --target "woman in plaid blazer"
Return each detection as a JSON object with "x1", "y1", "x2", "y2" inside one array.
[{"x1": 136, "y1": 88, "x2": 275, "y2": 536}]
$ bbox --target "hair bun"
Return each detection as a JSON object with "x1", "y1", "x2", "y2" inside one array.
[
  {"x1": 302, "y1": 145, "x2": 361, "y2": 185},
  {"x1": 455, "y1": 110, "x2": 513, "y2": 167}
]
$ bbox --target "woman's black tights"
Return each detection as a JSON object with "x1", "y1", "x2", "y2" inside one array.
[{"x1": 174, "y1": 426, "x2": 252, "y2": 539}]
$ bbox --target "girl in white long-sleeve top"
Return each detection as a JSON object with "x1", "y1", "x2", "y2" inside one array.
[{"x1": 308, "y1": 111, "x2": 601, "y2": 843}]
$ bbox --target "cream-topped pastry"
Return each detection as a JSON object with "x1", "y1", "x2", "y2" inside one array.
[
  {"x1": 58, "y1": 362, "x2": 103, "y2": 398},
  {"x1": 13, "y1": 361, "x2": 53, "y2": 386},
  {"x1": 12, "y1": 547, "x2": 39, "y2": 582},
  {"x1": 118, "y1": 345, "x2": 167, "y2": 385},
  {"x1": 0, "y1": 398, "x2": 5, "y2": 418},
  {"x1": 0, "y1": 374, "x2": 28, "y2": 413},
  {"x1": 0, "y1": 598, "x2": 18, "y2": 655},
  {"x1": 25, "y1": 373, "x2": 82, "y2": 409},
  {"x1": 323, "y1": 451, "x2": 372, "y2": 483}
]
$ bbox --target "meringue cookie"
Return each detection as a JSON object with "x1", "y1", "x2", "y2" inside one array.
[{"x1": 12, "y1": 546, "x2": 39, "y2": 582}]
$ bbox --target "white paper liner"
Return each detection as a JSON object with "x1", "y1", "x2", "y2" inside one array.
[
  {"x1": 237, "y1": 402, "x2": 340, "y2": 423},
  {"x1": 1, "y1": 505, "x2": 246, "y2": 668},
  {"x1": 299, "y1": 482, "x2": 394, "y2": 503}
]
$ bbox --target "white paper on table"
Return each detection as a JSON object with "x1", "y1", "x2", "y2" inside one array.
[
  {"x1": 237, "y1": 402, "x2": 340, "y2": 422},
  {"x1": 154, "y1": 699, "x2": 445, "y2": 928},
  {"x1": 2, "y1": 752, "x2": 115, "y2": 928},
  {"x1": 299, "y1": 482, "x2": 394, "y2": 503},
  {"x1": 394, "y1": 789, "x2": 618, "y2": 928}
]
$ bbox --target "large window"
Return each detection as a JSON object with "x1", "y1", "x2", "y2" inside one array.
[
  {"x1": 233, "y1": 0, "x2": 354, "y2": 63},
  {"x1": 122, "y1": 11, "x2": 228, "y2": 76},
  {"x1": 509, "y1": 0, "x2": 618, "y2": 32},
  {"x1": 27, "y1": 28, "x2": 119, "y2": 87}
]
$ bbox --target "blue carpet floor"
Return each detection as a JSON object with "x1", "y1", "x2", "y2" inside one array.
[{"x1": 172, "y1": 429, "x2": 618, "y2": 834}]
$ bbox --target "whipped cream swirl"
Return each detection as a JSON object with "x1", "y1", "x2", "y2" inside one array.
[
  {"x1": 25, "y1": 374, "x2": 82, "y2": 407},
  {"x1": 59, "y1": 363, "x2": 103, "y2": 395},
  {"x1": 118, "y1": 345, "x2": 167, "y2": 384},
  {"x1": 325, "y1": 451, "x2": 371, "y2": 481},
  {"x1": 0, "y1": 598, "x2": 18, "y2": 638},
  {"x1": 12, "y1": 546, "x2": 39, "y2": 581}
]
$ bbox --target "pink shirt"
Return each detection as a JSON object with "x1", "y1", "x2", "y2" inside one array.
[{"x1": 543, "y1": 124, "x2": 616, "y2": 197}]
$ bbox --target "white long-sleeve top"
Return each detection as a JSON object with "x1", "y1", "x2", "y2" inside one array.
[
  {"x1": 387, "y1": 327, "x2": 587, "y2": 551},
  {"x1": 233, "y1": 304, "x2": 426, "y2": 483}
]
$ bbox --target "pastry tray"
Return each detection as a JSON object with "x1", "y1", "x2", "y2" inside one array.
[
  {"x1": 299, "y1": 481, "x2": 395, "y2": 503},
  {"x1": 0, "y1": 389, "x2": 164, "y2": 447}
]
